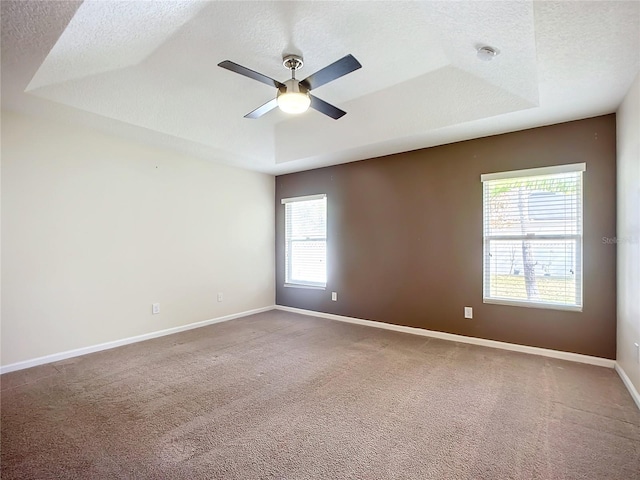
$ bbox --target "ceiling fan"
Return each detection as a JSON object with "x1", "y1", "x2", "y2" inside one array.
[{"x1": 218, "y1": 54, "x2": 362, "y2": 120}]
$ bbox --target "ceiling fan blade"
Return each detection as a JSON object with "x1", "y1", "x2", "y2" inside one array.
[
  {"x1": 244, "y1": 98, "x2": 279, "y2": 119},
  {"x1": 300, "y1": 54, "x2": 362, "y2": 91},
  {"x1": 309, "y1": 95, "x2": 346, "y2": 120},
  {"x1": 218, "y1": 60, "x2": 286, "y2": 89}
]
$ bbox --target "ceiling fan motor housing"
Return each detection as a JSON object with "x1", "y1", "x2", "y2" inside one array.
[{"x1": 281, "y1": 78, "x2": 307, "y2": 95}]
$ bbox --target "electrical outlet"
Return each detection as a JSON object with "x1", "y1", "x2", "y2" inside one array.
[
  {"x1": 331, "y1": 292, "x2": 337, "y2": 301},
  {"x1": 464, "y1": 307, "x2": 473, "y2": 319},
  {"x1": 217, "y1": 292, "x2": 223, "y2": 302},
  {"x1": 152, "y1": 303, "x2": 160, "y2": 315}
]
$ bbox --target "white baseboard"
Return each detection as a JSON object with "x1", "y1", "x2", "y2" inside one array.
[
  {"x1": 6, "y1": 304, "x2": 629, "y2": 404},
  {"x1": 0, "y1": 306, "x2": 275, "y2": 374},
  {"x1": 276, "y1": 305, "x2": 616, "y2": 369},
  {"x1": 614, "y1": 363, "x2": 640, "y2": 411}
]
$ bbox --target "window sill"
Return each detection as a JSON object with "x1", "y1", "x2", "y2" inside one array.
[
  {"x1": 483, "y1": 298, "x2": 582, "y2": 312},
  {"x1": 284, "y1": 283, "x2": 326, "y2": 290}
]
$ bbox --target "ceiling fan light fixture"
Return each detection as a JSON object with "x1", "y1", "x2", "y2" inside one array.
[
  {"x1": 277, "y1": 92, "x2": 311, "y2": 114},
  {"x1": 277, "y1": 78, "x2": 310, "y2": 114}
]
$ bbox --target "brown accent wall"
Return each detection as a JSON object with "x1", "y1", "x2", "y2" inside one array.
[{"x1": 275, "y1": 115, "x2": 617, "y2": 359}]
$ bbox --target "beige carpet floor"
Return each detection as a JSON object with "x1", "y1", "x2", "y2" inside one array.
[{"x1": 1, "y1": 310, "x2": 639, "y2": 479}]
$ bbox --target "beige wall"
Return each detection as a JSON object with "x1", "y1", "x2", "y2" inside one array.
[
  {"x1": 1, "y1": 111, "x2": 275, "y2": 366},
  {"x1": 617, "y1": 73, "x2": 640, "y2": 393}
]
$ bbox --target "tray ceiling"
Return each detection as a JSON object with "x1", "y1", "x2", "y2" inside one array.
[{"x1": 2, "y1": 1, "x2": 638, "y2": 174}]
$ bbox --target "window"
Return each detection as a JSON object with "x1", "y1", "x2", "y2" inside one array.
[
  {"x1": 282, "y1": 194, "x2": 327, "y2": 288},
  {"x1": 481, "y1": 163, "x2": 585, "y2": 310}
]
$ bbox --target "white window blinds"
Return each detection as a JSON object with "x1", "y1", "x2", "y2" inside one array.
[
  {"x1": 481, "y1": 163, "x2": 585, "y2": 310},
  {"x1": 282, "y1": 194, "x2": 327, "y2": 288}
]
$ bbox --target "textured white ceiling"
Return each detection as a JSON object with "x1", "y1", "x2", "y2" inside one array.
[
  {"x1": 26, "y1": 1, "x2": 208, "y2": 90},
  {"x1": 2, "y1": 1, "x2": 639, "y2": 174}
]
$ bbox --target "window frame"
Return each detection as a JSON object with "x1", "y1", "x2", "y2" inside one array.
[
  {"x1": 481, "y1": 163, "x2": 585, "y2": 311},
  {"x1": 281, "y1": 193, "x2": 327, "y2": 289}
]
